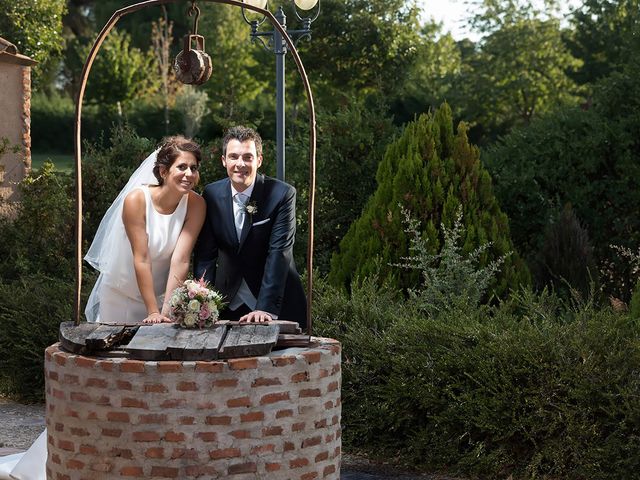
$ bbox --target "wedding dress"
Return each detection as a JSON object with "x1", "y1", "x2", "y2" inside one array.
[{"x1": 0, "y1": 150, "x2": 189, "y2": 479}]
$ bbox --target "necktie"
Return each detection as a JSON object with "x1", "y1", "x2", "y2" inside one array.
[{"x1": 234, "y1": 193, "x2": 248, "y2": 240}]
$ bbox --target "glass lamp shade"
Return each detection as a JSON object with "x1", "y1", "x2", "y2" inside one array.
[
  {"x1": 243, "y1": 0, "x2": 268, "y2": 9},
  {"x1": 294, "y1": 0, "x2": 318, "y2": 10}
]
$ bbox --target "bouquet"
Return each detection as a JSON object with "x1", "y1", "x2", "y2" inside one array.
[{"x1": 168, "y1": 277, "x2": 225, "y2": 329}]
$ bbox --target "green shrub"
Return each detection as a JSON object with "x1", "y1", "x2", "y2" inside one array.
[{"x1": 314, "y1": 281, "x2": 640, "y2": 478}]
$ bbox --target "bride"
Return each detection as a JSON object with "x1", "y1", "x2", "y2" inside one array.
[{"x1": 0, "y1": 136, "x2": 206, "y2": 479}]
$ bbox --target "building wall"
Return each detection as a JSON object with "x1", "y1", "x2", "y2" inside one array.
[{"x1": 0, "y1": 61, "x2": 31, "y2": 205}]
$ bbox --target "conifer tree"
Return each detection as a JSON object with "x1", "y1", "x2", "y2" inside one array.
[{"x1": 328, "y1": 103, "x2": 529, "y2": 298}]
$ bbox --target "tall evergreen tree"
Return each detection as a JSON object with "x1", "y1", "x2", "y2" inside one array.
[{"x1": 328, "y1": 103, "x2": 529, "y2": 298}]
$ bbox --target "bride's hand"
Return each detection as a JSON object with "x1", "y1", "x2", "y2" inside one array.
[{"x1": 143, "y1": 312, "x2": 172, "y2": 324}]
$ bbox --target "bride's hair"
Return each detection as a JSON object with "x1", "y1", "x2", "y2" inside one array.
[{"x1": 154, "y1": 135, "x2": 202, "y2": 185}]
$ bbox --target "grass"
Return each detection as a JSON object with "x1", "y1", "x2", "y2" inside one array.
[{"x1": 30, "y1": 152, "x2": 74, "y2": 173}]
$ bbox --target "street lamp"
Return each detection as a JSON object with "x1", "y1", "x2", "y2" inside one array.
[{"x1": 242, "y1": 0, "x2": 320, "y2": 181}]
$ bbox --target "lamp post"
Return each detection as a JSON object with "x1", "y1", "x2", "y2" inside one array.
[{"x1": 242, "y1": 0, "x2": 320, "y2": 181}]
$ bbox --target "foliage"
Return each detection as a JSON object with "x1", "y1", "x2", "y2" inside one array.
[
  {"x1": 0, "y1": 0, "x2": 67, "y2": 86},
  {"x1": 313, "y1": 280, "x2": 640, "y2": 478},
  {"x1": 175, "y1": 86, "x2": 210, "y2": 138},
  {"x1": 452, "y1": 0, "x2": 581, "y2": 143},
  {"x1": 567, "y1": 0, "x2": 640, "y2": 87},
  {"x1": 329, "y1": 103, "x2": 529, "y2": 298},
  {"x1": 397, "y1": 206, "x2": 508, "y2": 315},
  {"x1": 483, "y1": 57, "x2": 640, "y2": 299},
  {"x1": 533, "y1": 204, "x2": 597, "y2": 300}
]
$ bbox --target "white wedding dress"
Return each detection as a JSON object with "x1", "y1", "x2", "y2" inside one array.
[{"x1": 0, "y1": 151, "x2": 190, "y2": 479}]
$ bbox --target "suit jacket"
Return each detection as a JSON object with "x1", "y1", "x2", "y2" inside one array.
[{"x1": 194, "y1": 174, "x2": 307, "y2": 327}]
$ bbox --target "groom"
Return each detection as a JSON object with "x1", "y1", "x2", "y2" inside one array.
[{"x1": 194, "y1": 126, "x2": 307, "y2": 328}]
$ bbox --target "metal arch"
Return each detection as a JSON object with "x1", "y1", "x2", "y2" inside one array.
[{"x1": 74, "y1": 0, "x2": 317, "y2": 335}]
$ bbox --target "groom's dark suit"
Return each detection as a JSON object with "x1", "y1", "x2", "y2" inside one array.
[{"x1": 194, "y1": 174, "x2": 307, "y2": 327}]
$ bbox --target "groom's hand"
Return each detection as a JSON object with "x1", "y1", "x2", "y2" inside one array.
[{"x1": 239, "y1": 310, "x2": 273, "y2": 324}]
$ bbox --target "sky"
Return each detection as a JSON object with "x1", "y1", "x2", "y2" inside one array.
[{"x1": 416, "y1": 0, "x2": 583, "y2": 40}]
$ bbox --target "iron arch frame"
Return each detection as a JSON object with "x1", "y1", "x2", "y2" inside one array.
[{"x1": 73, "y1": 0, "x2": 317, "y2": 334}]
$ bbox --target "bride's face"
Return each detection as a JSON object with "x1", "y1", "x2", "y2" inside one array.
[{"x1": 162, "y1": 151, "x2": 200, "y2": 193}]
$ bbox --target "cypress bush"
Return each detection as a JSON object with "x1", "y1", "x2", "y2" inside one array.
[{"x1": 328, "y1": 103, "x2": 529, "y2": 298}]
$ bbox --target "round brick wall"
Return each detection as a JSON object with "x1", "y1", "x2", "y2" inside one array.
[{"x1": 44, "y1": 338, "x2": 341, "y2": 479}]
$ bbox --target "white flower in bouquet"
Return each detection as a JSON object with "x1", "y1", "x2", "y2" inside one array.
[
  {"x1": 183, "y1": 312, "x2": 198, "y2": 327},
  {"x1": 188, "y1": 299, "x2": 201, "y2": 312}
]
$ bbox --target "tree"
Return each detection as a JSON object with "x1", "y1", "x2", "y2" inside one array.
[
  {"x1": 452, "y1": 0, "x2": 582, "y2": 143},
  {"x1": 0, "y1": 0, "x2": 67, "y2": 86},
  {"x1": 328, "y1": 103, "x2": 529, "y2": 298}
]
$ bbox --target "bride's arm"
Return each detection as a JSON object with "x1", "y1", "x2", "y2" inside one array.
[
  {"x1": 122, "y1": 189, "x2": 166, "y2": 322},
  {"x1": 162, "y1": 192, "x2": 207, "y2": 315}
]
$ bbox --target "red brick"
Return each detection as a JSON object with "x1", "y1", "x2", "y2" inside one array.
[
  {"x1": 284, "y1": 441, "x2": 295, "y2": 451},
  {"x1": 240, "y1": 411, "x2": 264, "y2": 422},
  {"x1": 70, "y1": 427, "x2": 90, "y2": 437},
  {"x1": 157, "y1": 361, "x2": 182, "y2": 373},
  {"x1": 98, "y1": 360, "x2": 114, "y2": 372},
  {"x1": 251, "y1": 376, "x2": 282, "y2": 387},
  {"x1": 133, "y1": 431, "x2": 161, "y2": 442},
  {"x1": 290, "y1": 457, "x2": 309, "y2": 469},
  {"x1": 65, "y1": 459, "x2": 84, "y2": 469},
  {"x1": 58, "y1": 439, "x2": 74, "y2": 451},
  {"x1": 197, "y1": 401, "x2": 218, "y2": 409},
  {"x1": 302, "y1": 473, "x2": 319, "y2": 480},
  {"x1": 206, "y1": 415, "x2": 232, "y2": 425},
  {"x1": 54, "y1": 422, "x2": 64, "y2": 432},
  {"x1": 63, "y1": 374, "x2": 79, "y2": 384},
  {"x1": 144, "y1": 383, "x2": 168, "y2": 393},
  {"x1": 213, "y1": 378, "x2": 238, "y2": 387},
  {"x1": 315, "y1": 451, "x2": 329, "y2": 462},
  {"x1": 179, "y1": 416, "x2": 195, "y2": 425},
  {"x1": 303, "y1": 435, "x2": 322, "y2": 447},
  {"x1": 171, "y1": 447, "x2": 199, "y2": 459},
  {"x1": 196, "y1": 432, "x2": 217, "y2": 442},
  {"x1": 195, "y1": 361, "x2": 224, "y2": 373},
  {"x1": 327, "y1": 381, "x2": 339, "y2": 392},
  {"x1": 318, "y1": 368, "x2": 330, "y2": 378},
  {"x1": 164, "y1": 431, "x2": 185, "y2": 442},
  {"x1": 331, "y1": 415, "x2": 339, "y2": 425},
  {"x1": 120, "y1": 466, "x2": 144, "y2": 476},
  {"x1": 323, "y1": 464, "x2": 337, "y2": 477},
  {"x1": 276, "y1": 409, "x2": 294, "y2": 418},
  {"x1": 263, "y1": 426, "x2": 283, "y2": 436},
  {"x1": 86, "y1": 377, "x2": 108, "y2": 388},
  {"x1": 51, "y1": 453, "x2": 61, "y2": 464},
  {"x1": 161, "y1": 399, "x2": 186, "y2": 408},
  {"x1": 302, "y1": 351, "x2": 322, "y2": 364},
  {"x1": 145, "y1": 447, "x2": 164, "y2": 458},
  {"x1": 150, "y1": 466, "x2": 179, "y2": 477},
  {"x1": 265, "y1": 462, "x2": 281, "y2": 472},
  {"x1": 48, "y1": 371, "x2": 59, "y2": 381},
  {"x1": 260, "y1": 392, "x2": 290, "y2": 405},
  {"x1": 122, "y1": 397, "x2": 148, "y2": 408},
  {"x1": 138, "y1": 413, "x2": 167, "y2": 424},
  {"x1": 117, "y1": 380, "x2": 133, "y2": 390},
  {"x1": 95, "y1": 395, "x2": 111, "y2": 405},
  {"x1": 315, "y1": 419, "x2": 327, "y2": 429},
  {"x1": 230, "y1": 429, "x2": 251, "y2": 439},
  {"x1": 54, "y1": 354, "x2": 67, "y2": 366},
  {"x1": 64, "y1": 407, "x2": 80, "y2": 418},
  {"x1": 291, "y1": 371, "x2": 310, "y2": 383},
  {"x1": 101, "y1": 428, "x2": 122, "y2": 437},
  {"x1": 110, "y1": 447, "x2": 133, "y2": 459},
  {"x1": 325, "y1": 433, "x2": 335, "y2": 443},
  {"x1": 177, "y1": 381, "x2": 198, "y2": 391},
  {"x1": 292, "y1": 422, "x2": 306, "y2": 432},
  {"x1": 107, "y1": 411, "x2": 130, "y2": 422},
  {"x1": 52, "y1": 388, "x2": 65, "y2": 400},
  {"x1": 55, "y1": 474, "x2": 70, "y2": 480},
  {"x1": 300, "y1": 388, "x2": 322, "y2": 398},
  {"x1": 209, "y1": 447, "x2": 241, "y2": 459},
  {"x1": 324, "y1": 401, "x2": 334, "y2": 410},
  {"x1": 228, "y1": 462, "x2": 257, "y2": 474},
  {"x1": 228, "y1": 358, "x2": 258, "y2": 370},
  {"x1": 331, "y1": 363, "x2": 341, "y2": 375},
  {"x1": 271, "y1": 356, "x2": 296, "y2": 367},
  {"x1": 227, "y1": 396, "x2": 251, "y2": 408},
  {"x1": 120, "y1": 361, "x2": 145, "y2": 373},
  {"x1": 250, "y1": 444, "x2": 275, "y2": 454}
]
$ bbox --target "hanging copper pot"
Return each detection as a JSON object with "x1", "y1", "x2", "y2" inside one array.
[{"x1": 173, "y1": 34, "x2": 212, "y2": 85}]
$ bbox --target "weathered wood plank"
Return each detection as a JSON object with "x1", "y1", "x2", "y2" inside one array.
[
  {"x1": 216, "y1": 320, "x2": 300, "y2": 334},
  {"x1": 166, "y1": 325, "x2": 226, "y2": 361},
  {"x1": 275, "y1": 334, "x2": 312, "y2": 349},
  {"x1": 85, "y1": 325, "x2": 132, "y2": 350},
  {"x1": 125, "y1": 324, "x2": 177, "y2": 360},
  {"x1": 218, "y1": 324, "x2": 280, "y2": 359},
  {"x1": 59, "y1": 321, "x2": 100, "y2": 354}
]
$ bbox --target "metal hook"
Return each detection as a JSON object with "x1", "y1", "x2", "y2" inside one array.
[{"x1": 188, "y1": 1, "x2": 201, "y2": 36}]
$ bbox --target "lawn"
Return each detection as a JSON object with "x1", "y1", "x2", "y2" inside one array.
[{"x1": 31, "y1": 152, "x2": 74, "y2": 173}]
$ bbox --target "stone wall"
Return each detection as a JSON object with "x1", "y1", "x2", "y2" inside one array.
[{"x1": 44, "y1": 339, "x2": 341, "y2": 479}]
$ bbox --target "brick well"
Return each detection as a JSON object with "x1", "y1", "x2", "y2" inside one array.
[{"x1": 44, "y1": 339, "x2": 341, "y2": 479}]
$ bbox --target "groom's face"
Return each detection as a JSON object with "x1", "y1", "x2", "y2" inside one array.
[{"x1": 222, "y1": 139, "x2": 263, "y2": 192}]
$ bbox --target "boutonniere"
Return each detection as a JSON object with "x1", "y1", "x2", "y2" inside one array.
[{"x1": 244, "y1": 201, "x2": 258, "y2": 216}]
